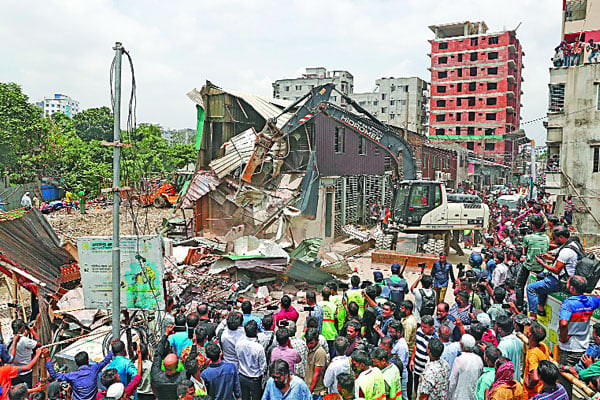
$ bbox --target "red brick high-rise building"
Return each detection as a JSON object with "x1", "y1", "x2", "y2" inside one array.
[{"x1": 428, "y1": 21, "x2": 524, "y2": 165}]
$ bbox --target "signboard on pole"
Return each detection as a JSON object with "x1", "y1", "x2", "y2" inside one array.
[{"x1": 78, "y1": 235, "x2": 164, "y2": 310}]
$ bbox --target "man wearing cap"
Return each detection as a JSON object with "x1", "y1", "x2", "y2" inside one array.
[
  {"x1": 430, "y1": 252, "x2": 455, "y2": 304},
  {"x1": 385, "y1": 264, "x2": 408, "y2": 308}
]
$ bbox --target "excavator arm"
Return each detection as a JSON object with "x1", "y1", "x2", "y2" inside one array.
[{"x1": 241, "y1": 83, "x2": 417, "y2": 182}]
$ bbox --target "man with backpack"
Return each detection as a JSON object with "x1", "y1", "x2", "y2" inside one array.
[
  {"x1": 410, "y1": 274, "x2": 436, "y2": 319},
  {"x1": 529, "y1": 227, "x2": 582, "y2": 320},
  {"x1": 385, "y1": 263, "x2": 409, "y2": 308}
]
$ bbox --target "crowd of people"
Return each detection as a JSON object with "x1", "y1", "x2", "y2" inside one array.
[
  {"x1": 552, "y1": 38, "x2": 600, "y2": 67},
  {"x1": 2, "y1": 188, "x2": 600, "y2": 400}
]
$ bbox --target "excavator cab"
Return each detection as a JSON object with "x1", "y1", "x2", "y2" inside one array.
[{"x1": 393, "y1": 181, "x2": 444, "y2": 226}]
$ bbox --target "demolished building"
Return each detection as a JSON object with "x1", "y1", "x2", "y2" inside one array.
[{"x1": 185, "y1": 81, "x2": 401, "y2": 245}]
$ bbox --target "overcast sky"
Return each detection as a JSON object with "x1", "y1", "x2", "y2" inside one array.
[{"x1": 1, "y1": 0, "x2": 560, "y2": 143}]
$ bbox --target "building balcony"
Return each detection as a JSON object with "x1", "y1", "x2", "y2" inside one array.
[{"x1": 545, "y1": 170, "x2": 562, "y2": 189}]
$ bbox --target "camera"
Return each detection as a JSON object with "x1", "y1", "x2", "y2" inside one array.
[
  {"x1": 303, "y1": 306, "x2": 315, "y2": 312},
  {"x1": 266, "y1": 305, "x2": 279, "y2": 311},
  {"x1": 278, "y1": 320, "x2": 289, "y2": 327},
  {"x1": 502, "y1": 303, "x2": 512, "y2": 309},
  {"x1": 418, "y1": 262, "x2": 426, "y2": 273},
  {"x1": 339, "y1": 283, "x2": 349, "y2": 290}
]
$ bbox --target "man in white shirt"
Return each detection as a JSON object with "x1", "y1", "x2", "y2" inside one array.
[
  {"x1": 220, "y1": 312, "x2": 245, "y2": 368},
  {"x1": 323, "y1": 336, "x2": 351, "y2": 394},
  {"x1": 491, "y1": 253, "x2": 509, "y2": 288},
  {"x1": 235, "y1": 320, "x2": 266, "y2": 400},
  {"x1": 447, "y1": 334, "x2": 483, "y2": 400},
  {"x1": 9, "y1": 319, "x2": 39, "y2": 387}
]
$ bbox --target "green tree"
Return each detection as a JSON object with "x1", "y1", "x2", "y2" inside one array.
[
  {"x1": 0, "y1": 82, "x2": 50, "y2": 182},
  {"x1": 73, "y1": 106, "x2": 114, "y2": 141}
]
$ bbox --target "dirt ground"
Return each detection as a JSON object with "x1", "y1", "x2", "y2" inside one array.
[{"x1": 45, "y1": 205, "x2": 178, "y2": 241}]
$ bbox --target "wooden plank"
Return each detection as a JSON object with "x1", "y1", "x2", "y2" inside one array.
[{"x1": 371, "y1": 250, "x2": 437, "y2": 269}]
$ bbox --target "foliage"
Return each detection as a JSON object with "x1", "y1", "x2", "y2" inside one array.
[
  {"x1": 0, "y1": 82, "x2": 197, "y2": 197},
  {"x1": 72, "y1": 106, "x2": 114, "y2": 141}
]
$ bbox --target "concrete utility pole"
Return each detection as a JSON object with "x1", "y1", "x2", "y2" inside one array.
[
  {"x1": 111, "y1": 42, "x2": 123, "y2": 339},
  {"x1": 480, "y1": 136, "x2": 486, "y2": 188}
]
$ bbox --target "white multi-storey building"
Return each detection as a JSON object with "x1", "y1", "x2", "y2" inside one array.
[
  {"x1": 273, "y1": 67, "x2": 354, "y2": 107},
  {"x1": 352, "y1": 77, "x2": 429, "y2": 134},
  {"x1": 36, "y1": 94, "x2": 80, "y2": 117}
]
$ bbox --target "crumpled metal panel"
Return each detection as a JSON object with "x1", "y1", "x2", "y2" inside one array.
[
  {"x1": 0, "y1": 208, "x2": 75, "y2": 293},
  {"x1": 180, "y1": 171, "x2": 221, "y2": 209}
]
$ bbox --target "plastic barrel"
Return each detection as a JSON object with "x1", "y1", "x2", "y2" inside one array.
[{"x1": 41, "y1": 185, "x2": 59, "y2": 201}]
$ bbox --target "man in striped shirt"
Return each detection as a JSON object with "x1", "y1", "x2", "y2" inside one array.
[{"x1": 408, "y1": 315, "x2": 436, "y2": 396}]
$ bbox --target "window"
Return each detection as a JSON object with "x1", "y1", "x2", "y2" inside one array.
[
  {"x1": 334, "y1": 127, "x2": 345, "y2": 153},
  {"x1": 488, "y1": 67, "x2": 498, "y2": 75},
  {"x1": 456, "y1": 126, "x2": 462, "y2": 135},
  {"x1": 456, "y1": 69, "x2": 463, "y2": 78},
  {"x1": 486, "y1": 97, "x2": 497, "y2": 105},
  {"x1": 435, "y1": 128, "x2": 445, "y2": 135},
  {"x1": 285, "y1": 86, "x2": 290, "y2": 91},
  {"x1": 439, "y1": 56, "x2": 448, "y2": 64},
  {"x1": 436, "y1": 100, "x2": 446, "y2": 107},
  {"x1": 469, "y1": 82, "x2": 476, "y2": 91},
  {"x1": 436, "y1": 114, "x2": 446, "y2": 122},
  {"x1": 390, "y1": 114, "x2": 395, "y2": 119},
  {"x1": 467, "y1": 127, "x2": 475, "y2": 135},
  {"x1": 488, "y1": 36, "x2": 499, "y2": 45},
  {"x1": 382, "y1": 93, "x2": 386, "y2": 100},
  {"x1": 596, "y1": 84, "x2": 600, "y2": 111},
  {"x1": 295, "y1": 85, "x2": 302, "y2": 90},
  {"x1": 438, "y1": 71, "x2": 448, "y2": 79},
  {"x1": 566, "y1": 0, "x2": 587, "y2": 21},
  {"x1": 488, "y1": 52, "x2": 499, "y2": 60},
  {"x1": 469, "y1": 112, "x2": 475, "y2": 121},
  {"x1": 487, "y1": 82, "x2": 498, "y2": 90},
  {"x1": 485, "y1": 128, "x2": 495, "y2": 136},
  {"x1": 467, "y1": 142, "x2": 475, "y2": 150},
  {"x1": 471, "y1": 38, "x2": 479, "y2": 46},
  {"x1": 485, "y1": 143, "x2": 496, "y2": 151},
  {"x1": 458, "y1": 54, "x2": 463, "y2": 62},
  {"x1": 439, "y1": 42, "x2": 448, "y2": 49},
  {"x1": 359, "y1": 137, "x2": 367, "y2": 155},
  {"x1": 390, "y1": 100, "x2": 395, "y2": 105},
  {"x1": 373, "y1": 100, "x2": 378, "y2": 105},
  {"x1": 486, "y1": 113, "x2": 496, "y2": 121},
  {"x1": 437, "y1": 86, "x2": 446, "y2": 93},
  {"x1": 549, "y1": 84, "x2": 565, "y2": 112},
  {"x1": 468, "y1": 97, "x2": 476, "y2": 106},
  {"x1": 470, "y1": 52, "x2": 478, "y2": 61},
  {"x1": 594, "y1": 147, "x2": 600, "y2": 173},
  {"x1": 381, "y1": 107, "x2": 387, "y2": 113},
  {"x1": 457, "y1": 83, "x2": 462, "y2": 92},
  {"x1": 457, "y1": 98, "x2": 462, "y2": 106},
  {"x1": 456, "y1": 112, "x2": 462, "y2": 121}
]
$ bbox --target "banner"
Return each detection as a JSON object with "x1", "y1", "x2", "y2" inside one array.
[{"x1": 78, "y1": 235, "x2": 164, "y2": 310}]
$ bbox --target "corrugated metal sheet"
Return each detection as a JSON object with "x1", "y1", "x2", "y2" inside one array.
[
  {"x1": 180, "y1": 172, "x2": 221, "y2": 209},
  {"x1": 209, "y1": 128, "x2": 257, "y2": 178},
  {"x1": 226, "y1": 90, "x2": 293, "y2": 128},
  {"x1": 0, "y1": 209, "x2": 75, "y2": 293}
]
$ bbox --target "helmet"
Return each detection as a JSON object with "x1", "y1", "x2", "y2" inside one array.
[
  {"x1": 529, "y1": 214, "x2": 544, "y2": 230},
  {"x1": 469, "y1": 253, "x2": 483, "y2": 268}
]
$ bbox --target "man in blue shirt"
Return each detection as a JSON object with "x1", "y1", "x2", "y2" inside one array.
[
  {"x1": 201, "y1": 341, "x2": 241, "y2": 400},
  {"x1": 105, "y1": 340, "x2": 137, "y2": 392},
  {"x1": 169, "y1": 314, "x2": 194, "y2": 357},
  {"x1": 241, "y1": 300, "x2": 263, "y2": 332},
  {"x1": 558, "y1": 275, "x2": 600, "y2": 367},
  {"x1": 44, "y1": 346, "x2": 113, "y2": 400},
  {"x1": 262, "y1": 359, "x2": 311, "y2": 400},
  {"x1": 574, "y1": 323, "x2": 600, "y2": 372},
  {"x1": 431, "y1": 252, "x2": 455, "y2": 304}
]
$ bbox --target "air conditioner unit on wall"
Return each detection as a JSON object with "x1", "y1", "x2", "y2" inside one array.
[{"x1": 435, "y1": 171, "x2": 443, "y2": 181}]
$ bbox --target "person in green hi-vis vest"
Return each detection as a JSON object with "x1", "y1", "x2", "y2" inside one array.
[{"x1": 78, "y1": 190, "x2": 86, "y2": 214}]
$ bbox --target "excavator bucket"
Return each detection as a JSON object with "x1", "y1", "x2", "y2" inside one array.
[{"x1": 241, "y1": 121, "x2": 279, "y2": 183}]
